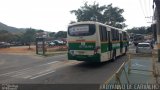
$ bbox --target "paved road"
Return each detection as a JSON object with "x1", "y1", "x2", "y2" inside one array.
[
  {"x1": 128, "y1": 44, "x2": 136, "y2": 53},
  {"x1": 0, "y1": 53, "x2": 127, "y2": 83},
  {"x1": 0, "y1": 52, "x2": 128, "y2": 90}
]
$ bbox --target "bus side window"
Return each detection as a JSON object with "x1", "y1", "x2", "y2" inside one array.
[
  {"x1": 105, "y1": 27, "x2": 108, "y2": 41},
  {"x1": 120, "y1": 33, "x2": 122, "y2": 41},
  {"x1": 123, "y1": 32, "x2": 127, "y2": 40},
  {"x1": 99, "y1": 26, "x2": 107, "y2": 42},
  {"x1": 102, "y1": 26, "x2": 107, "y2": 42},
  {"x1": 111, "y1": 29, "x2": 116, "y2": 41},
  {"x1": 122, "y1": 32, "x2": 124, "y2": 40},
  {"x1": 108, "y1": 31, "x2": 111, "y2": 42},
  {"x1": 122, "y1": 32, "x2": 127, "y2": 40},
  {"x1": 99, "y1": 26, "x2": 103, "y2": 41},
  {"x1": 116, "y1": 30, "x2": 119, "y2": 41}
]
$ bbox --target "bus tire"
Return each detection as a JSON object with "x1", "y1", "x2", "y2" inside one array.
[{"x1": 111, "y1": 50, "x2": 116, "y2": 62}]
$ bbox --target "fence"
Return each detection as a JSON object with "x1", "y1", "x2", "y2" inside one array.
[{"x1": 100, "y1": 50, "x2": 159, "y2": 90}]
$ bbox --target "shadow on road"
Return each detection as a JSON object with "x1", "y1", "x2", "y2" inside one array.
[
  {"x1": 70, "y1": 55, "x2": 127, "y2": 69},
  {"x1": 71, "y1": 60, "x2": 112, "y2": 69}
]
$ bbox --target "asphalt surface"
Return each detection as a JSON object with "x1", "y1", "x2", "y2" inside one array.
[{"x1": 0, "y1": 48, "x2": 130, "y2": 90}]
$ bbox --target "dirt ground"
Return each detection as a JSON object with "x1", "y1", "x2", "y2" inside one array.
[
  {"x1": 0, "y1": 46, "x2": 36, "y2": 53},
  {"x1": 0, "y1": 45, "x2": 67, "y2": 54}
]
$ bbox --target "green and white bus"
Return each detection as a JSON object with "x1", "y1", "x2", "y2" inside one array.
[{"x1": 67, "y1": 21, "x2": 129, "y2": 62}]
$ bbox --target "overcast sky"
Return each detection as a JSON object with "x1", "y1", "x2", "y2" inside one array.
[{"x1": 0, "y1": 0, "x2": 153, "y2": 32}]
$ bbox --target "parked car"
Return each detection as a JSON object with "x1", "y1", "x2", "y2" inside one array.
[
  {"x1": 0, "y1": 42, "x2": 10, "y2": 48},
  {"x1": 136, "y1": 43, "x2": 153, "y2": 54},
  {"x1": 48, "y1": 42, "x2": 55, "y2": 46},
  {"x1": 53, "y1": 40, "x2": 65, "y2": 46}
]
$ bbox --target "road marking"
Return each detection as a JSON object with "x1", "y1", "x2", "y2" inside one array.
[
  {"x1": 45, "y1": 61, "x2": 59, "y2": 65},
  {"x1": 11, "y1": 72, "x2": 30, "y2": 77},
  {"x1": 48, "y1": 54, "x2": 66, "y2": 58},
  {"x1": 30, "y1": 71, "x2": 55, "y2": 79},
  {"x1": 0, "y1": 61, "x2": 59, "y2": 77},
  {"x1": 0, "y1": 60, "x2": 79, "y2": 79},
  {"x1": 13, "y1": 69, "x2": 54, "y2": 78},
  {"x1": 0, "y1": 67, "x2": 32, "y2": 76},
  {"x1": 23, "y1": 75, "x2": 32, "y2": 79}
]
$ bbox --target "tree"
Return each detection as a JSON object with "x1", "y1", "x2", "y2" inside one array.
[
  {"x1": 104, "y1": 4, "x2": 126, "y2": 28},
  {"x1": 54, "y1": 31, "x2": 67, "y2": 39},
  {"x1": 49, "y1": 32, "x2": 56, "y2": 37},
  {"x1": 10, "y1": 34, "x2": 23, "y2": 43},
  {"x1": 36, "y1": 30, "x2": 44, "y2": 33},
  {"x1": 22, "y1": 28, "x2": 36, "y2": 49},
  {"x1": 0, "y1": 30, "x2": 13, "y2": 42},
  {"x1": 71, "y1": 2, "x2": 126, "y2": 29},
  {"x1": 126, "y1": 26, "x2": 152, "y2": 35}
]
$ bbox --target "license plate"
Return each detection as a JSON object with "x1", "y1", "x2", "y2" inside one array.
[{"x1": 78, "y1": 51, "x2": 84, "y2": 55}]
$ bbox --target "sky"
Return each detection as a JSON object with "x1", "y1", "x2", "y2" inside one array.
[{"x1": 0, "y1": 0, "x2": 153, "y2": 32}]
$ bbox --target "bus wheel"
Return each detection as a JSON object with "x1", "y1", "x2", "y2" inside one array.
[{"x1": 111, "y1": 50, "x2": 116, "y2": 62}]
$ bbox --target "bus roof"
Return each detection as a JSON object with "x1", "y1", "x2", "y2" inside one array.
[{"x1": 68, "y1": 21, "x2": 125, "y2": 32}]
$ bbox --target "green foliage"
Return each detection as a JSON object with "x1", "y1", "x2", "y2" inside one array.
[
  {"x1": 104, "y1": 4, "x2": 126, "y2": 28},
  {"x1": 0, "y1": 30, "x2": 12, "y2": 42},
  {"x1": 71, "y1": 2, "x2": 126, "y2": 29},
  {"x1": 0, "y1": 30, "x2": 9, "y2": 34},
  {"x1": 36, "y1": 30, "x2": 44, "y2": 33},
  {"x1": 22, "y1": 28, "x2": 36, "y2": 44},
  {"x1": 54, "y1": 31, "x2": 67, "y2": 39},
  {"x1": 49, "y1": 32, "x2": 56, "y2": 37},
  {"x1": 126, "y1": 26, "x2": 152, "y2": 34}
]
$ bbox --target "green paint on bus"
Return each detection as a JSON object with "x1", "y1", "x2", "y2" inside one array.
[
  {"x1": 68, "y1": 42, "x2": 95, "y2": 50},
  {"x1": 101, "y1": 43, "x2": 109, "y2": 53}
]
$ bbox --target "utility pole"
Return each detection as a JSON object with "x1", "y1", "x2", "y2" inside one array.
[
  {"x1": 157, "y1": 14, "x2": 160, "y2": 62},
  {"x1": 152, "y1": 0, "x2": 160, "y2": 62},
  {"x1": 153, "y1": 8, "x2": 160, "y2": 62}
]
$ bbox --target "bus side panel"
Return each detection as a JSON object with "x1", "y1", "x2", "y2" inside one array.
[
  {"x1": 112, "y1": 42, "x2": 121, "y2": 56},
  {"x1": 100, "y1": 42, "x2": 110, "y2": 62},
  {"x1": 98, "y1": 25, "x2": 111, "y2": 62}
]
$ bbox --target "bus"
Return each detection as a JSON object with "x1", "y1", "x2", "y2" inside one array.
[{"x1": 67, "y1": 21, "x2": 129, "y2": 62}]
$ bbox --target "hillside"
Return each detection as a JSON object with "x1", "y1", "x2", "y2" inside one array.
[{"x1": 0, "y1": 22, "x2": 26, "y2": 34}]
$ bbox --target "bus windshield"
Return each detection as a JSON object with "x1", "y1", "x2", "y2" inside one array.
[{"x1": 68, "y1": 24, "x2": 95, "y2": 36}]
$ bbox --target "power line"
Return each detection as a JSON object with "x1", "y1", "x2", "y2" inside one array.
[
  {"x1": 139, "y1": 0, "x2": 146, "y2": 17},
  {"x1": 143, "y1": 0, "x2": 149, "y2": 17},
  {"x1": 139, "y1": 0, "x2": 153, "y2": 23},
  {"x1": 145, "y1": 0, "x2": 153, "y2": 23},
  {"x1": 149, "y1": 0, "x2": 152, "y2": 17},
  {"x1": 139, "y1": 0, "x2": 147, "y2": 23}
]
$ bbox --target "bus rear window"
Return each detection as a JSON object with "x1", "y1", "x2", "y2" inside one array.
[{"x1": 68, "y1": 24, "x2": 95, "y2": 36}]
